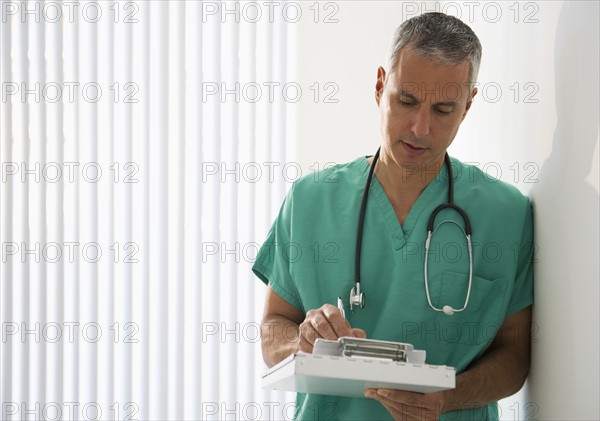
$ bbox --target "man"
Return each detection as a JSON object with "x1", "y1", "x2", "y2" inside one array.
[{"x1": 253, "y1": 12, "x2": 533, "y2": 421}]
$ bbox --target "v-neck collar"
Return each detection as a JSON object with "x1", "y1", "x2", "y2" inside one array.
[{"x1": 359, "y1": 155, "x2": 448, "y2": 251}]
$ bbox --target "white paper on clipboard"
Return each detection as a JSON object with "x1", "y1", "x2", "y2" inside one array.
[{"x1": 261, "y1": 337, "x2": 455, "y2": 398}]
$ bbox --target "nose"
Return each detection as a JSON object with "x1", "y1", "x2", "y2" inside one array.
[{"x1": 411, "y1": 106, "x2": 430, "y2": 139}]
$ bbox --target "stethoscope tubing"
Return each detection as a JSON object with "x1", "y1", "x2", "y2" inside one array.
[{"x1": 352, "y1": 147, "x2": 473, "y2": 315}]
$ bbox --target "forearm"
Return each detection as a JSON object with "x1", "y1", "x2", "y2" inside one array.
[
  {"x1": 444, "y1": 345, "x2": 529, "y2": 412},
  {"x1": 365, "y1": 341, "x2": 529, "y2": 420},
  {"x1": 441, "y1": 308, "x2": 532, "y2": 413},
  {"x1": 261, "y1": 315, "x2": 300, "y2": 368}
]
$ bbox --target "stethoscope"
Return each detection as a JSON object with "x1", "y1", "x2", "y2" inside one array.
[{"x1": 350, "y1": 147, "x2": 473, "y2": 316}]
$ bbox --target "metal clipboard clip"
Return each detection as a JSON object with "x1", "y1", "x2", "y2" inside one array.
[{"x1": 313, "y1": 337, "x2": 427, "y2": 364}]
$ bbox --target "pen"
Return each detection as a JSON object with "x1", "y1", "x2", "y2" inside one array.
[{"x1": 337, "y1": 296, "x2": 345, "y2": 319}]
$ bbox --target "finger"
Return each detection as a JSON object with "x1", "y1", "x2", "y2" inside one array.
[
  {"x1": 377, "y1": 400, "x2": 407, "y2": 421},
  {"x1": 370, "y1": 394, "x2": 422, "y2": 421},
  {"x1": 367, "y1": 389, "x2": 410, "y2": 414},
  {"x1": 300, "y1": 308, "x2": 340, "y2": 346},
  {"x1": 365, "y1": 390, "x2": 403, "y2": 413},
  {"x1": 372, "y1": 390, "x2": 441, "y2": 421},
  {"x1": 364, "y1": 391, "x2": 406, "y2": 421},
  {"x1": 298, "y1": 331, "x2": 315, "y2": 353},
  {"x1": 299, "y1": 314, "x2": 324, "y2": 347},
  {"x1": 376, "y1": 389, "x2": 416, "y2": 402},
  {"x1": 320, "y1": 304, "x2": 352, "y2": 338},
  {"x1": 307, "y1": 308, "x2": 344, "y2": 340},
  {"x1": 350, "y1": 328, "x2": 367, "y2": 338}
]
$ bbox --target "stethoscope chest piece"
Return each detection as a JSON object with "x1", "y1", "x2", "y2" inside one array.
[{"x1": 349, "y1": 282, "x2": 365, "y2": 310}]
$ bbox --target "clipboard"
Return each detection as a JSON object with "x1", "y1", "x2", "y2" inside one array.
[{"x1": 261, "y1": 337, "x2": 455, "y2": 398}]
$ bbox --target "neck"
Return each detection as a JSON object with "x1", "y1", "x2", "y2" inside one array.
[
  {"x1": 373, "y1": 150, "x2": 445, "y2": 199},
  {"x1": 368, "y1": 148, "x2": 445, "y2": 225}
]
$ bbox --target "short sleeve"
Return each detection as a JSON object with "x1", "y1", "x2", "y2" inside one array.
[
  {"x1": 252, "y1": 183, "x2": 303, "y2": 311},
  {"x1": 506, "y1": 198, "x2": 534, "y2": 316}
]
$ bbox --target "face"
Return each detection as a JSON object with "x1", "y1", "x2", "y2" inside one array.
[{"x1": 375, "y1": 48, "x2": 478, "y2": 171}]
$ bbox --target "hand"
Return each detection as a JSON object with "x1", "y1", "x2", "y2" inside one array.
[
  {"x1": 298, "y1": 304, "x2": 366, "y2": 353},
  {"x1": 364, "y1": 388, "x2": 446, "y2": 421}
]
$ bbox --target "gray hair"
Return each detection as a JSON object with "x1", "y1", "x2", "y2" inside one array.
[{"x1": 388, "y1": 12, "x2": 482, "y2": 90}]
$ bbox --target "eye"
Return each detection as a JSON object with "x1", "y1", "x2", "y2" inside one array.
[
  {"x1": 399, "y1": 99, "x2": 415, "y2": 106},
  {"x1": 435, "y1": 107, "x2": 452, "y2": 114}
]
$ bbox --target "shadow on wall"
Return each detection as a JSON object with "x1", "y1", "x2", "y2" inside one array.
[{"x1": 528, "y1": 1, "x2": 599, "y2": 419}]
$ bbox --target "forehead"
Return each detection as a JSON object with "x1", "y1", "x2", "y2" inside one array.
[{"x1": 390, "y1": 49, "x2": 471, "y2": 102}]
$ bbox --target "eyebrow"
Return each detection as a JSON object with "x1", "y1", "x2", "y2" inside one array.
[{"x1": 398, "y1": 90, "x2": 459, "y2": 107}]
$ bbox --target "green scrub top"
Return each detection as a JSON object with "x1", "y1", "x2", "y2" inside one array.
[{"x1": 253, "y1": 155, "x2": 534, "y2": 421}]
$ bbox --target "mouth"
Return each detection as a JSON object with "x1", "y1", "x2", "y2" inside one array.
[{"x1": 401, "y1": 141, "x2": 427, "y2": 155}]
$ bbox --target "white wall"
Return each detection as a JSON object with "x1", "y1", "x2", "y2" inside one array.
[
  {"x1": 526, "y1": 2, "x2": 599, "y2": 419},
  {"x1": 295, "y1": 1, "x2": 599, "y2": 419},
  {"x1": 294, "y1": 1, "x2": 400, "y2": 169}
]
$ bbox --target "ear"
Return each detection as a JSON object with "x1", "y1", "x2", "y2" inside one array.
[
  {"x1": 461, "y1": 87, "x2": 478, "y2": 121},
  {"x1": 375, "y1": 66, "x2": 386, "y2": 106}
]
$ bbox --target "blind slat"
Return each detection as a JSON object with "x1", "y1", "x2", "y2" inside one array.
[
  {"x1": 167, "y1": 1, "x2": 185, "y2": 419},
  {"x1": 45, "y1": 0, "x2": 64, "y2": 407},
  {"x1": 78, "y1": 4, "x2": 99, "y2": 408},
  {"x1": 1, "y1": 2, "x2": 293, "y2": 419},
  {"x1": 148, "y1": 2, "x2": 169, "y2": 418},
  {"x1": 0, "y1": 6, "x2": 14, "y2": 408},
  {"x1": 183, "y1": 2, "x2": 204, "y2": 418},
  {"x1": 113, "y1": 0, "x2": 134, "y2": 414},
  {"x1": 131, "y1": 2, "x2": 150, "y2": 419}
]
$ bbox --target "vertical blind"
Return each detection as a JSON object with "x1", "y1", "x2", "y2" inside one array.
[{"x1": 1, "y1": 1, "x2": 295, "y2": 419}]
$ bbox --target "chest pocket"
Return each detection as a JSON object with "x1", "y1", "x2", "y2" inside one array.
[{"x1": 433, "y1": 271, "x2": 509, "y2": 346}]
